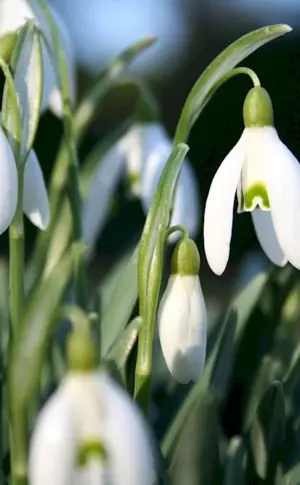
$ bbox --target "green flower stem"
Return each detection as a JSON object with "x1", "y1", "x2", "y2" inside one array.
[
  {"x1": 33, "y1": 0, "x2": 87, "y2": 308},
  {"x1": 0, "y1": 60, "x2": 28, "y2": 485},
  {"x1": 165, "y1": 224, "x2": 189, "y2": 241}
]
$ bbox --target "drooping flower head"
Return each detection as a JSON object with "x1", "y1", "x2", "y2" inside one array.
[
  {"x1": 121, "y1": 122, "x2": 200, "y2": 243},
  {"x1": 204, "y1": 85, "x2": 300, "y2": 275},
  {"x1": 29, "y1": 326, "x2": 155, "y2": 485}
]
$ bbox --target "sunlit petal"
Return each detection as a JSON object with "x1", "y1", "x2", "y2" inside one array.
[
  {"x1": 204, "y1": 133, "x2": 245, "y2": 275},
  {"x1": 0, "y1": 127, "x2": 18, "y2": 234},
  {"x1": 264, "y1": 129, "x2": 300, "y2": 269}
]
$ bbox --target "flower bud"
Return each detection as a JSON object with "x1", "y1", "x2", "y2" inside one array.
[
  {"x1": 243, "y1": 87, "x2": 274, "y2": 128},
  {"x1": 158, "y1": 238, "x2": 207, "y2": 383}
]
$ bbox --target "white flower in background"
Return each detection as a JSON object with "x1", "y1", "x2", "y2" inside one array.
[
  {"x1": 204, "y1": 86, "x2": 300, "y2": 275},
  {"x1": 0, "y1": 126, "x2": 18, "y2": 234},
  {"x1": 82, "y1": 144, "x2": 125, "y2": 246},
  {"x1": 120, "y1": 123, "x2": 200, "y2": 243},
  {"x1": 158, "y1": 237, "x2": 207, "y2": 384},
  {"x1": 23, "y1": 150, "x2": 50, "y2": 230},
  {"x1": 0, "y1": 0, "x2": 75, "y2": 116},
  {"x1": 29, "y1": 371, "x2": 155, "y2": 485}
]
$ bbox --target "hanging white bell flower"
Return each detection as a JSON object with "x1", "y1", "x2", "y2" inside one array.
[
  {"x1": 23, "y1": 150, "x2": 50, "y2": 230},
  {"x1": 120, "y1": 123, "x2": 200, "y2": 243},
  {"x1": 0, "y1": 0, "x2": 75, "y2": 117},
  {"x1": 82, "y1": 144, "x2": 125, "y2": 246},
  {"x1": 0, "y1": 126, "x2": 18, "y2": 234},
  {"x1": 29, "y1": 329, "x2": 155, "y2": 485},
  {"x1": 204, "y1": 86, "x2": 300, "y2": 275},
  {"x1": 158, "y1": 236, "x2": 207, "y2": 384}
]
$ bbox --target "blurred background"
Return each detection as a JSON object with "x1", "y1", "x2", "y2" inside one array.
[{"x1": 24, "y1": 0, "x2": 300, "y2": 315}]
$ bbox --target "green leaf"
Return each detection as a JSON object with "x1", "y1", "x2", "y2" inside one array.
[
  {"x1": 138, "y1": 143, "x2": 189, "y2": 320},
  {"x1": 2, "y1": 21, "x2": 42, "y2": 161},
  {"x1": 250, "y1": 381, "x2": 285, "y2": 482},
  {"x1": 224, "y1": 436, "x2": 247, "y2": 485},
  {"x1": 8, "y1": 244, "x2": 83, "y2": 409},
  {"x1": 170, "y1": 391, "x2": 222, "y2": 485},
  {"x1": 162, "y1": 271, "x2": 269, "y2": 459},
  {"x1": 99, "y1": 246, "x2": 139, "y2": 358},
  {"x1": 244, "y1": 355, "x2": 283, "y2": 430},
  {"x1": 174, "y1": 24, "x2": 292, "y2": 144},
  {"x1": 74, "y1": 37, "x2": 156, "y2": 140},
  {"x1": 106, "y1": 316, "x2": 142, "y2": 369}
]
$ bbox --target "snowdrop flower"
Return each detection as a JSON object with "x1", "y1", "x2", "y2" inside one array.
[
  {"x1": 0, "y1": 0, "x2": 75, "y2": 116},
  {"x1": 82, "y1": 144, "x2": 125, "y2": 246},
  {"x1": 204, "y1": 86, "x2": 300, "y2": 275},
  {"x1": 120, "y1": 123, "x2": 200, "y2": 243},
  {"x1": 29, "y1": 330, "x2": 155, "y2": 485},
  {"x1": 158, "y1": 236, "x2": 207, "y2": 383}
]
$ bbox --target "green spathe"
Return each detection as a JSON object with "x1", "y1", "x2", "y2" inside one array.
[
  {"x1": 0, "y1": 33, "x2": 16, "y2": 62},
  {"x1": 171, "y1": 238, "x2": 200, "y2": 276},
  {"x1": 67, "y1": 330, "x2": 98, "y2": 371},
  {"x1": 243, "y1": 87, "x2": 274, "y2": 128}
]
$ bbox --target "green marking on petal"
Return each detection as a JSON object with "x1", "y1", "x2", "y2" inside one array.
[
  {"x1": 128, "y1": 171, "x2": 140, "y2": 185},
  {"x1": 243, "y1": 183, "x2": 270, "y2": 210},
  {"x1": 76, "y1": 440, "x2": 108, "y2": 467}
]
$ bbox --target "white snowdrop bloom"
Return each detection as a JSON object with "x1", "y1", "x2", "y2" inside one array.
[
  {"x1": 23, "y1": 149, "x2": 50, "y2": 230},
  {"x1": 29, "y1": 371, "x2": 155, "y2": 485},
  {"x1": 0, "y1": 0, "x2": 76, "y2": 116},
  {"x1": 158, "y1": 237, "x2": 207, "y2": 383},
  {"x1": 82, "y1": 144, "x2": 125, "y2": 246},
  {"x1": 204, "y1": 86, "x2": 300, "y2": 275},
  {"x1": 0, "y1": 126, "x2": 18, "y2": 234},
  {"x1": 120, "y1": 123, "x2": 200, "y2": 242}
]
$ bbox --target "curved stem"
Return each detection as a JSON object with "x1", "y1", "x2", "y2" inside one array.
[{"x1": 165, "y1": 224, "x2": 189, "y2": 241}]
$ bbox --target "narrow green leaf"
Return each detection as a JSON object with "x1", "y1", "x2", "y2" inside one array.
[
  {"x1": 139, "y1": 143, "x2": 189, "y2": 317},
  {"x1": 2, "y1": 22, "x2": 42, "y2": 160},
  {"x1": 75, "y1": 37, "x2": 156, "y2": 139},
  {"x1": 224, "y1": 436, "x2": 247, "y2": 485},
  {"x1": 244, "y1": 355, "x2": 283, "y2": 430},
  {"x1": 170, "y1": 391, "x2": 222, "y2": 485},
  {"x1": 162, "y1": 271, "x2": 269, "y2": 458},
  {"x1": 106, "y1": 316, "x2": 142, "y2": 369},
  {"x1": 99, "y1": 246, "x2": 139, "y2": 357},
  {"x1": 8, "y1": 244, "x2": 83, "y2": 409},
  {"x1": 174, "y1": 24, "x2": 292, "y2": 143},
  {"x1": 250, "y1": 381, "x2": 285, "y2": 482}
]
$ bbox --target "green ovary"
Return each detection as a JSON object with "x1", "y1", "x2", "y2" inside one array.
[
  {"x1": 76, "y1": 440, "x2": 108, "y2": 467},
  {"x1": 242, "y1": 183, "x2": 270, "y2": 210}
]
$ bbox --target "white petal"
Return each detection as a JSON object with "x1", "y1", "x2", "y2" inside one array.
[
  {"x1": 97, "y1": 372, "x2": 155, "y2": 485},
  {"x1": 263, "y1": 128, "x2": 300, "y2": 269},
  {"x1": 204, "y1": 133, "x2": 246, "y2": 275},
  {"x1": 251, "y1": 210, "x2": 287, "y2": 266},
  {"x1": 0, "y1": 0, "x2": 34, "y2": 34},
  {"x1": 75, "y1": 460, "x2": 109, "y2": 485},
  {"x1": 158, "y1": 275, "x2": 207, "y2": 384},
  {"x1": 0, "y1": 127, "x2": 18, "y2": 234},
  {"x1": 29, "y1": 385, "x2": 76, "y2": 485},
  {"x1": 119, "y1": 125, "x2": 144, "y2": 197},
  {"x1": 23, "y1": 150, "x2": 50, "y2": 230},
  {"x1": 82, "y1": 146, "x2": 125, "y2": 245}
]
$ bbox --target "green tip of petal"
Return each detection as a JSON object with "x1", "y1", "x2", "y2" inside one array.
[{"x1": 171, "y1": 238, "x2": 200, "y2": 275}]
